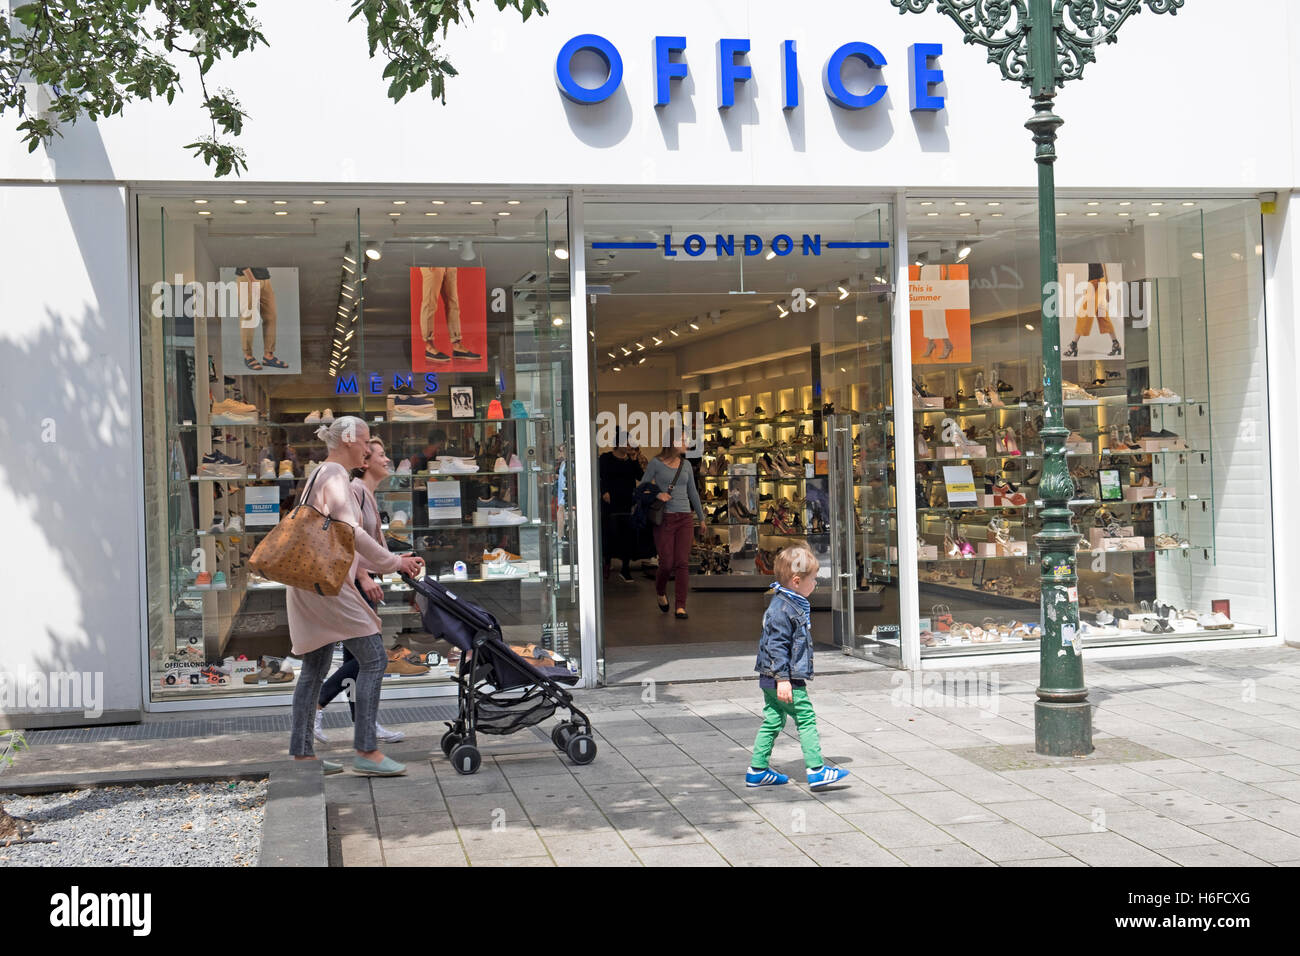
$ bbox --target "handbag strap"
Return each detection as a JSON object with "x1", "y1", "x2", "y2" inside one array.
[
  {"x1": 292, "y1": 464, "x2": 332, "y2": 520},
  {"x1": 665, "y1": 458, "x2": 685, "y2": 494}
]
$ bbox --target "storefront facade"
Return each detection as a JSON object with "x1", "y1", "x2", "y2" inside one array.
[{"x1": 2, "y1": 0, "x2": 1298, "y2": 723}]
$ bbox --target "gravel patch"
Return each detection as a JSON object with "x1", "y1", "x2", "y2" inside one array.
[{"x1": 0, "y1": 780, "x2": 267, "y2": 866}]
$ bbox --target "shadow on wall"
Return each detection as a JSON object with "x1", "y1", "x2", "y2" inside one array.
[{"x1": 0, "y1": 116, "x2": 139, "y2": 721}]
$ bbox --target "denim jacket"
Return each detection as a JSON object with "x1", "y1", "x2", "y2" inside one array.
[{"x1": 755, "y1": 591, "x2": 814, "y2": 682}]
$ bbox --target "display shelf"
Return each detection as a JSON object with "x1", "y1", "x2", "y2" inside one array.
[{"x1": 180, "y1": 416, "x2": 542, "y2": 429}]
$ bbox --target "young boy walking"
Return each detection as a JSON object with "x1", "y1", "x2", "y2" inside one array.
[{"x1": 746, "y1": 545, "x2": 850, "y2": 790}]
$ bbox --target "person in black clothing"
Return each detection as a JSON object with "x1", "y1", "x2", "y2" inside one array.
[{"x1": 600, "y1": 429, "x2": 645, "y2": 582}]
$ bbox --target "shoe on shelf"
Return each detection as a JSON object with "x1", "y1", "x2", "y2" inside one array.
[
  {"x1": 386, "y1": 657, "x2": 430, "y2": 676},
  {"x1": 278, "y1": 459, "x2": 295, "y2": 478},
  {"x1": 393, "y1": 394, "x2": 438, "y2": 420},
  {"x1": 482, "y1": 547, "x2": 523, "y2": 564},
  {"x1": 259, "y1": 458, "x2": 276, "y2": 479},
  {"x1": 211, "y1": 571, "x2": 227, "y2": 588},
  {"x1": 313, "y1": 710, "x2": 329, "y2": 743},
  {"x1": 510, "y1": 400, "x2": 529, "y2": 419},
  {"x1": 211, "y1": 398, "x2": 259, "y2": 424},
  {"x1": 321, "y1": 408, "x2": 334, "y2": 422},
  {"x1": 396, "y1": 458, "x2": 412, "y2": 475},
  {"x1": 493, "y1": 456, "x2": 509, "y2": 473},
  {"x1": 807, "y1": 763, "x2": 850, "y2": 790},
  {"x1": 745, "y1": 767, "x2": 789, "y2": 788},
  {"x1": 194, "y1": 572, "x2": 213, "y2": 588},
  {"x1": 199, "y1": 451, "x2": 246, "y2": 477},
  {"x1": 1062, "y1": 382, "x2": 1096, "y2": 402},
  {"x1": 208, "y1": 518, "x2": 225, "y2": 534},
  {"x1": 439, "y1": 458, "x2": 480, "y2": 474},
  {"x1": 375, "y1": 722, "x2": 406, "y2": 743},
  {"x1": 1198, "y1": 611, "x2": 1234, "y2": 630},
  {"x1": 305, "y1": 410, "x2": 321, "y2": 423},
  {"x1": 507, "y1": 454, "x2": 524, "y2": 472},
  {"x1": 485, "y1": 561, "x2": 526, "y2": 577},
  {"x1": 487, "y1": 509, "x2": 529, "y2": 526}
]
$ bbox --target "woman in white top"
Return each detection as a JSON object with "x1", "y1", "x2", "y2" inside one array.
[
  {"x1": 314, "y1": 437, "x2": 406, "y2": 745},
  {"x1": 288, "y1": 418, "x2": 424, "y2": 776}
]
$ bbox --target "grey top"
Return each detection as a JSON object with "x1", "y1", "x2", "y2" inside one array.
[{"x1": 643, "y1": 455, "x2": 705, "y2": 520}]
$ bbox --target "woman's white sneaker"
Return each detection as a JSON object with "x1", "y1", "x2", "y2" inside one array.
[
  {"x1": 375, "y1": 722, "x2": 406, "y2": 743},
  {"x1": 313, "y1": 710, "x2": 329, "y2": 743}
]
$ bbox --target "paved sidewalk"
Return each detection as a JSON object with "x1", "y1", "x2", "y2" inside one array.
[{"x1": 7, "y1": 646, "x2": 1300, "y2": 866}]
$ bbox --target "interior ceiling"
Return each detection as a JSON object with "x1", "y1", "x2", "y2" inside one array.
[{"x1": 149, "y1": 193, "x2": 1229, "y2": 379}]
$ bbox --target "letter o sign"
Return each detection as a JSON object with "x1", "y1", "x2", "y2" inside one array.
[{"x1": 555, "y1": 34, "x2": 624, "y2": 104}]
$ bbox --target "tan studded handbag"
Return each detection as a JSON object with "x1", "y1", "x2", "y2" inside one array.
[{"x1": 249, "y1": 466, "x2": 356, "y2": 595}]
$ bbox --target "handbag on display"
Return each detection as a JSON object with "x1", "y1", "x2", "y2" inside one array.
[
  {"x1": 487, "y1": 399, "x2": 504, "y2": 420},
  {"x1": 249, "y1": 467, "x2": 356, "y2": 596},
  {"x1": 510, "y1": 399, "x2": 529, "y2": 419}
]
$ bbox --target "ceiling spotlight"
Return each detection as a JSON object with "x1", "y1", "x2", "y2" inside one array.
[
  {"x1": 956, "y1": 245, "x2": 971, "y2": 262},
  {"x1": 669, "y1": 328, "x2": 680, "y2": 337},
  {"x1": 431, "y1": 200, "x2": 445, "y2": 205},
  {"x1": 507, "y1": 200, "x2": 521, "y2": 205},
  {"x1": 991, "y1": 213, "x2": 1003, "y2": 218},
  {"x1": 392, "y1": 200, "x2": 406, "y2": 205},
  {"x1": 765, "y1": 250, "x2": 777, "y2": 260},
  {"x1": 498, "y1": 211, "x2": 511, "y2": 216},
  {"x1": 652, "y1": 336, "x2": 663, "y2": 346},
  {"x1": 838, "y1": 286, "x2": 850, "y2": 300},
  {"x1": 553, "y1": 315, "x2": 564, "y2": 327},
  {"x1": 689, "y1": 321, "x2": 700, "y2": 330},
  {"x1": 273, "y1": 200, "x2": 288, "y2": 205},
  {"x1": 926, "y1": 212, "x2": 939, "y2": 217},
  {"x1": 607, "y1": 352, "x2": 617, "y2": 359},
  {"x1": 958, "y1": 212, "x2": 972, "y2": 217},
  {"x1": 1025, "y1": 323, "x2": 1035, "y2": 331},
  {"x1": 612, "y1": 365, "x2": 622, "y2": 372},
  {"x1": 856, "y1": 314, "x2": 866, "y2": 323},
  {"x1": 986, "y1": 201, "x2": 1001, "y2": 207},
  {"x1": 312, "y1": 200, "x2": 327, "y2": 205},
  {"x1": 469, "y1": 200, "x2": 484, "y2": 205},
  {"x1": 953, "y1": 201, "x2": 967, "y2": 206},
  {"x1": 778, "y1": 304, "x2": 790, "y2": 318},
  {"x1": 554, "y1": 245, "x2": 569, "y2": 260},
  {"x1": 638, "y1": 356, "x2": 646, "y2": 365},
  {"x1": 806, "y1": 296, "x2": 817, "y2": 307},
  {"x1": 636, "y1": 342, "x2": 645, "y2": 351},
  {"x1": 1119, "y1": 201, "x2": 1132, "y2": 206},
  {"x1": 1191, "y1": 251, "x2": 1204, "y2": 260},
  {"x1": 621, "y1": 346, "x2": 631, "y2": 355},
  {"x1": 274, "y1": 211, "x2": 288, "y2": 216},
  {"x1": 232, "y1": 199, "x2": 248, "y2": 205},
  {"x1": 389, "y1": 212, "x2": 402, "y2": 217},
  {"x1": 192, "y1": 199, "x2": 208, "y2": 205},
  {"x1": 919, "y1": 201, "x2": 934, "y2": 206},
  {"x1": 460, "y1": 240, "x2": 476, "y2": 261}
]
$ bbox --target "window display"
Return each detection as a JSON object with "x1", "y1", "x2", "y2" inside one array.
[
  {"x1": 138, "y1": 195, "x2": 576, "y2": 702},
  {"x1": 905, "y1": 197, "x2": 1274, "y2": 655}
]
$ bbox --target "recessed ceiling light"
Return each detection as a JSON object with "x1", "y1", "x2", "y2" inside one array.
[
  {"x1": 990, "y1": 213, "x2": 1003, "y2": 218},
  {"x1": 1057, "y1": 212, "x2": 1068, "y2": 217},
  {"x1": 1182, "y1": 201, "x2": 1196, "y2": 206},
  {"x1": 1118, "y1": 201, "x2": 1132, "y2": 206},
  {"x1": 554, "y1": 246, "x2": 569, "y2": 260},
  {"x1": 1192, "y1": 252, "x2": 1204, "y2": 260},
  {"x1": 507, "y1": 200, "x2": 521, "y2": 205},
  {"x1": 431, "y1": 200, "x2": 445, "y2": 205},
  {"x1": 1025, "y1": 323, "x2": 1035, "y2": 331},
  {"x1": 192, "y1": 199, "x2": 208, "y2": 205},
  {"x1": 390, "y1": 212, "x2": 401, "y2": 217},
  {"x1": 959, "y1": 212, "x2": 972, "y2": 217},
  {"x1": 312, "y1": 200, "x2": 327, "y2": 205},
  {"x1": 1118, "y1": 212, "x2": 1128, "y2": 217},
  {"x1": 425, "y1": 212, "x2": 438, "y2": 217},
  {"x1": 392, "y1": 200, "x2": 406, "y2": 205},
  {"x1": 274, "y1": 210, "x2": 288, "y2": 216},
  {"x1": 232, "y1": 199, "x2": 248, "y2": 205},
  {"x1": 986, "y1": 201, "x2": 1000, "y2": 206},
  {"x1": 273, "y1": 200, "x2": 288, "y2": 205},
  {"x1": 919, "y1": 201, "x2": 934, "y2": 207},
  {"x1": 1151, "y1": 202, "x2": 1164, "y2": 207},
  {"x1": 1148, "y1": 212, "x2": 1160, "y2": 217},
  {"x1": 1086, "y1": 201, "x2": 1100, "y2": 206},
  {"x1": 953, "y1": 201, "x2": 967, "y2": 206},
  {"x1": 926, "y1": 212, "x2": 939, "y2": 217},
  {"x1": 498, "y1": 211, "x2": 511, "y2": 216},
  {"x1": 469, "y1": 200, "x2": 484, "y2": 205},
  {"x1": 1086, "y1": 212, "x2": 1098, "y2": 216},
  {"x1": 198, "y1": 210, "x2": 211, "y2": 216}
]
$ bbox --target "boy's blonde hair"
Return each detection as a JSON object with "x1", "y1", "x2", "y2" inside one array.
[{"x1": 773, "y1": 545, "x2": 819, "y2": 586}]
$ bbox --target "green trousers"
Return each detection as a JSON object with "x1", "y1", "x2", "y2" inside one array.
[{"x1": 751, "y1": 687, "x2": 823, "y2": 770}]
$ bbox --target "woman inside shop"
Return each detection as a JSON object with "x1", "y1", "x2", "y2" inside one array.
[
  {"x1": 644, "y1": 426, "x2": 706, "y2": 620},
  {"x1": 287, "y1": 418, "x2": 424, "y2": 776},
  {"x1": 600, "y1": 428, "x2": 646, "y2": 583},
  {"x1": 313, "y1": 437, "x2": 408, "y2": 746}
]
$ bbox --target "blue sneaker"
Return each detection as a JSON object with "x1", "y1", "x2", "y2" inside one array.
[
  {"x1": 807, "y1": 764, "x2": 850, "y2": 790},
  {"x1": 745, "y1": 766, "x2": 789, "y2": 788}
]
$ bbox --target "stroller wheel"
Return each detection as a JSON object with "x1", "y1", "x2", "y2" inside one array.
[
  {"x1": 449, "y1": 743, "x2": 482, "y2": 775},
  {"x1": 440, "y1": 730, "x2": 463, "y2": 757},
  {"x1": 565, "y1": 733, "x2": 597, "y2": 766},
  {"x1": 550, "y1": 722, "x2": 575, "y2": 749}
]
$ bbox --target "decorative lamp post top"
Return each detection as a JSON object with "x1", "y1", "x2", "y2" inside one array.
[{"x1": 891, "y1": 0, "x2": 1183, "y2": 93}]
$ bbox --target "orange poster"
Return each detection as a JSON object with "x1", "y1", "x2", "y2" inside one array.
[
  {"x1": 909, "y1": 263, "x2": 971, "y2": 365},
  {"x1": 409, "y1": 267, "x2": 488, "y2": 373}
]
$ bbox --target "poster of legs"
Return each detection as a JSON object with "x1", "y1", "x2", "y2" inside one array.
[
  {"x1": 1060, "y1": 263, "x2": 1124, "y2": 360},
  {"x1": 909, "y1": 263, "x2": 971, "y2": 365},
  {"x1": 218, "y1": 267, "x2": 301, "y2": 374},
  {"x1": 410, "y1": 267, "x2": 488, "y2": 373}
]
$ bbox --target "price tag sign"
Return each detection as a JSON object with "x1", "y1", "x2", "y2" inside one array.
[{"x1": 942, "y1": 465, "x2": 978, "y2": 506}]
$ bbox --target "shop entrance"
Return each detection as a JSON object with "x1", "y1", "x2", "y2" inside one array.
[{"x1": 585, "y1": 201, "x2": 901, "y2": 683}]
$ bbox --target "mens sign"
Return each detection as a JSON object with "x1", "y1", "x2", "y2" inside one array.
[{"x1": 556, "y1": 34, "x2": 945, "y2": 112}]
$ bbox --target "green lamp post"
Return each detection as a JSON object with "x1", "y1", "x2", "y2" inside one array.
[{"x1": 892, "y1": 0, "x2": 1183, "y2": 755}]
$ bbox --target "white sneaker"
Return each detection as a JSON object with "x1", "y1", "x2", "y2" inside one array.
[
  {"x1": 259, "y1": 458, "x2": 276, "y2": 479},
  {"x1": 485, "y1": 561, "x2": 525, "y2": 577},
  {"x1": 314, "y1": 710, "x2": 329, "y2": 743},
  {"x1": 375, "y1": 722, "x2": 406, "y2": 743},
  {"x1": 493, "y1": 457, "x2": 509, "y2": 473},
  {"x1": 396, "y1": 458, "x2": 412, "y2": 475},
  {"x1": 226, "y1": 515, "x2": 243, "y2": 532},
  {"x1": 487, "y1": 509, "x2": 529, "y2": 526},
  {"x1": 321, "y1": 408, "x2": 334, "y2": 422},
  {"x1": 439, "y1": 458, "x2": 480, "y2": 474}
]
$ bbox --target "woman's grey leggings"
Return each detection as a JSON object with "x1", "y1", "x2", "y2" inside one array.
[{"x1": 289, "y1": 633, "x2": 385, "y2": 756}]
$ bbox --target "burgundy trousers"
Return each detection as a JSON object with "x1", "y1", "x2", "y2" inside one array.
[{"x1": 653, "y1": 511, "x2": 695, "y2": 609}]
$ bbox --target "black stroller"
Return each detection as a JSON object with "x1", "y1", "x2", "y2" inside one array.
[{"x1": 403, "y1": 574, "x2": 597, "y2": 775}]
